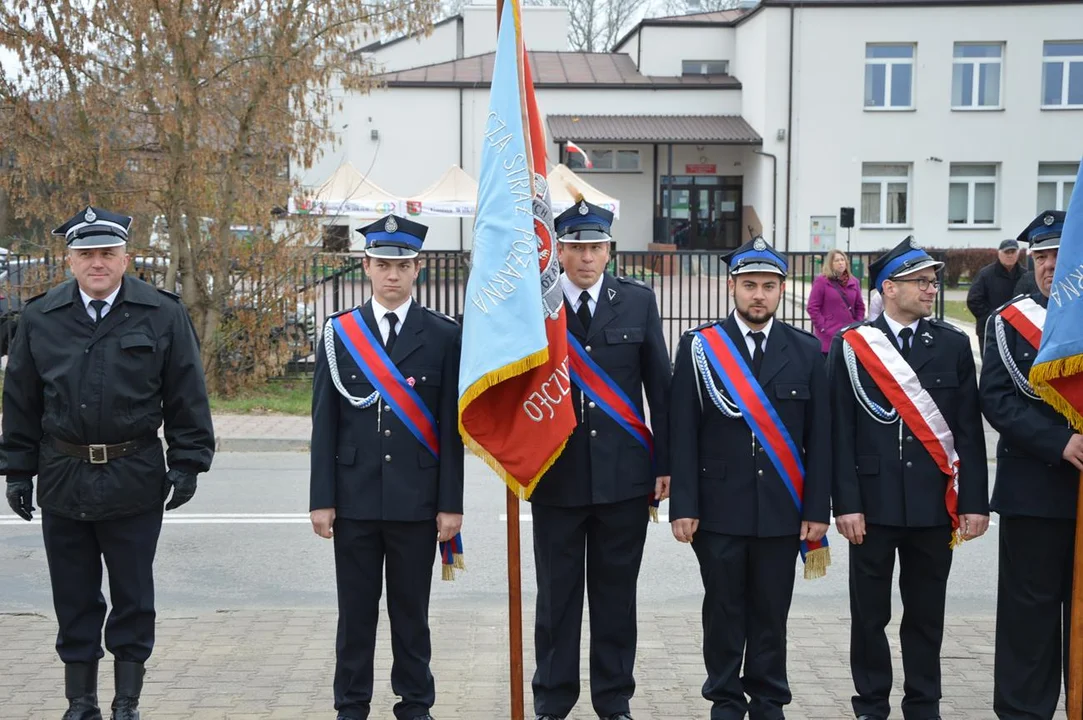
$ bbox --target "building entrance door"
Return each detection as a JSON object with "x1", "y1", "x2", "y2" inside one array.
[{"x1": 659, "y1": 176, "x2": 743, "y2": 250}]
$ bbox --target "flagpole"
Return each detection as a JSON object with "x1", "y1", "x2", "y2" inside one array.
[
  {"x1": 491, "y1": 5, "x2": 526, "y2": 717},
  {"x1": 1070, "y1": 472, "x2": 1083, "y2": 719}
]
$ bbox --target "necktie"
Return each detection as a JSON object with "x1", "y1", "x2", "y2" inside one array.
[
  {"x1": 89, "y1": 299, "x2": 107, "y2": 324},
  {"x1": 899, "y1": 327, "x2": 913, "y2": 359},
  {"x1": 749, "y1": 331, "x2": 766, "y2": 378},
  {"x1": 576, "y1": 290, "x2": 592, "y2": 331},
  {"x1": 385, "y1": 313, "x2": 399, "y2": 354}
]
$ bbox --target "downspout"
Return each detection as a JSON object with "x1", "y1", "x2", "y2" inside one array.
[
  {"x1": 652, "y1": 143, "x2": 659, "y2": 241},
  {"x1": 753, "y1": 149, "x2": 777, "y2": 243},
  {"x1": 784, "y1": 5, "x2": 795, "y2": 251},
  {"x1": 637, "y1": 27, "x2": 643, "y2": 69}
]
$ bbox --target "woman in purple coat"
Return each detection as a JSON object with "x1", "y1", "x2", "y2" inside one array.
[{"x1": 807, "y1": 249, "x2": 866, "y2": 354}]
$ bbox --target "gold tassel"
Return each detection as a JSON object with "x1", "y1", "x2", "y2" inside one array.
[
  {"x1": 802, "y1": 547, "x2": 831, "y2": 580},
  {"x1": 649, "y1": 506, "x2": 659, "y2": 523},
  {"x1": 453, "y1": 553, "x2": 466, "y2": 571},
  {"x1": 949, "y1": 528, "x2": 964, "y2": 550},
  {"x1": 1030, "y1": 357, "x2": 1083, "y2": 433},
  {"x1": 441, "y1": 564, "x2": 455, "y2": 582}
]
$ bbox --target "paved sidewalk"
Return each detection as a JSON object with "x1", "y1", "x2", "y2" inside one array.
[{"x1": 0, "y1": 608, "x2": 1006, "y2": 720}]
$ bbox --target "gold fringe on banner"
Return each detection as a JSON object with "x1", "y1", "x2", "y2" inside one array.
[
  {"x1": 1031, "y1": 357, "x2": 1083, "y2": 433},
  {"x1": 803, "y1": 547, "x2": 831, "y2": 580}
]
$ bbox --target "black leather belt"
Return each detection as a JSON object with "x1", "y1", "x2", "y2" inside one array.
[{"x1": 49, "y1": 435, "x2": 158, "y2": 465}]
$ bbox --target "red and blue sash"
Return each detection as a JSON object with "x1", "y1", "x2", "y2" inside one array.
[
  {"x1": 332, "y1": 309, "x2": 440, "y2": 458},
  {"x1": 566, "y1": 331, "x2": 661, "y2": 519},
  {"x1": 696, "y1": 324, "x2": 829, "y2": 578},
  {"x1": 332, "y1": 309, "x2": 464, "y2": 579}
]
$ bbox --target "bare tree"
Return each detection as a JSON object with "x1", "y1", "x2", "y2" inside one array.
[
  {"x1": 657, "y1": 0, "x2": 741, "y2": 18},
  {"x1": 567, "y1": 0, "x2": 648, "y2": 52},
  {"x1": 0, "y1": 0, "x2": 438, "y2": 392}
]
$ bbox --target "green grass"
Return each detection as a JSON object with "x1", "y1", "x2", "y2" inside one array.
[
  {"x1": 209, "y1": 377, "x2": 312, "y2": 415},
  {"x1": 942, "y1": 300, "x2": 975, "y2": 323}
]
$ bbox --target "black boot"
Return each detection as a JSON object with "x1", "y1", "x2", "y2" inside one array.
[
  {"x1": 61, "y1": 661, "x2": 103, "y2": 720},
  {"x1": 110, "y1": 661, "x2": 144, "y2": 720}
]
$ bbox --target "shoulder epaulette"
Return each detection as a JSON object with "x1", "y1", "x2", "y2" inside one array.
[
  {"x1": 424, "y1": 307, "x2": 460, "y2": 325},
  {"x1": 156, "y1": 288, "x2": 180, "y2": 301},
  {"x1": 24, "y1": 290, "x2": 47, "y2": 306},
  {"x1": 788, "y1": 324, "x2": 819, "y2": 343},
  {"x1": 616, "y1": 275, "x2": 650, "y2": 289},
  {"x1": 840, "y1": 319, "x2": 872, "y2": 333},
  {"x1": 992, "y1": 293, "x2": 1026, "y2": 316},
  {"x1": 328, "y1": 306, "x2": 356, "y2": 320},
  {"x1": 683, "y1": 320, "x2": 720, "y2": 336},
  {"x1": 928, "y1": 317, "x2": 967, "y2": 335}
]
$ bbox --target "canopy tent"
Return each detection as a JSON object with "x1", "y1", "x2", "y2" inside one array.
[
  {"x1": 405, "y1": 165, "x2": 479, "y2": 217},
  {"x1": 546, "y1": 163, "x2": 621, "y2": 219},
  {"x1": 288, "y1": 162, "x2": 401, "y2": 218}
]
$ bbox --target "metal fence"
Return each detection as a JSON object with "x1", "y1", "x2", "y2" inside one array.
[{"x1": 0, "y1": 249, "x2": 944, "y2": 372}]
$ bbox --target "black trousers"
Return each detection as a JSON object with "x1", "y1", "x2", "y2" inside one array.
[
  {"x1": 994, "y1": 515, "x2": 1075, "y2": 719},
  {"x1": 41, "y1": 508, "x2": 164, "y2": 664},
  {"x1": 531, "y1": 497, "x2": 650, "y2": 718},
  {"x1": 849, "y1": 524, "x2": 953, "y2": 720},
  {"x1": 333, "y1": 518, "x2": 437, "y2": 720},
  {"x1": 692, "y1": 531, "x2": 800, "y2": 720}
]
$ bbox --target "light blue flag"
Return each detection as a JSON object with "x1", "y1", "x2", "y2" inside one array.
[{"x1": 458, "y1": 1, "x2": 544, "y2": 403}]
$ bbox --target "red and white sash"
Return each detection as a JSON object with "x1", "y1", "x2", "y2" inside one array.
[
  {"x1": 999, "y1": 297, "x2": 1046, "y2": 349},
  {"x1": 841, "y1": 325, "x2": 962, "y2": 545}
]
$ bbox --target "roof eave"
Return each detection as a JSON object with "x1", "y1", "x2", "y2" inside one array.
[
  {"x1": 549, "y1": 137, "x2": 763, "y2": 145},
  {"x1": 383, "y1": 80, "x2": 743, "y2": 90}
]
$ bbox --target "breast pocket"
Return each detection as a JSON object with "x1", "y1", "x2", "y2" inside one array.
[
  {"x1": 116, "y1": 332, "x2": 161, "y2": 387},
  {"x1": 604, "y1": 327, "x2": 644, "y2": 367},
  {"x1": 774, "y1": 384, "x2": 810, "y2": 401},
  {"x1": 918, "y1": 371, "x2": 959, "y2": 391}
]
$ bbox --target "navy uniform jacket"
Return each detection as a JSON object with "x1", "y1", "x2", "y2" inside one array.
[
  {"x1": 1, "y1": 277, "x2": 214, "y2": 521},
  {"x1": 980, "y1": 293, "x2": 1078, "y2": 519},
  {"x1": 309, "y1": 301, "x2": 464, "y2": 521},
  {"x1": 669, "y1": 316, "x2": 831, "y2": 537},
  {"x1": 529, "y1": 274, "x2": 671, "y2": 508},
  {"x1": 828, "y1": 315, "x2": 989, "y2": 527}
]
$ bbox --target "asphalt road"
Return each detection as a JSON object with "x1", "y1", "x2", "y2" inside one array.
[{"x1": 0, "y1": 451, "x2": 1001, "y2": 616}]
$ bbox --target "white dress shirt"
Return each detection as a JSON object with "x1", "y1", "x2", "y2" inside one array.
[
  {"x1": 79, "y1": 285, "x2": 122, "y2": 322},
  {"x1": 882, "y1": 312, "x2": 920, "y2": 351},
  {"x1": 732, "y1": 312, "x2": 775, "y2": 357},
  {"x1": 560, "y1": 273, "x2": 604, "y2": 317},
  {"x1": 371, "y1": 297, "x2": 412, "y2": 344}
]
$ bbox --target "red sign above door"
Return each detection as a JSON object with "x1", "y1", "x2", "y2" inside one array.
[{"x1": 685, "y1": 163, "x2": 717, "y2": 174}]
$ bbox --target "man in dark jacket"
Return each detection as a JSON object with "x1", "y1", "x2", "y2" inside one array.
[
  {"x1": 310, "y1": 214, "x2": 463, "y2": 720},
  {"x1": 2, "y1": 206, "x2": 215, "y2": 720},
  {"x1": 529, "y1": 200, "x2": 671, "y2": 720},
  {"x1": 966, "y1": 239, "x2": 1024, "y2": 355},
  {"x1": 980, "y1": 210, "x2": 1083, "y2": 719},
  {"x1": 829, "y1": 236, "x2": 989, "y2": 720},
  {"x1": 669, "y1": 237, "x2": 832, "y2": 720}
]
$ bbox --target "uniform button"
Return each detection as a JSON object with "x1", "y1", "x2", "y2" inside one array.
[
  {"x1": 351, "y1": 374, "x2": 357, "y2": 379},
  {"x1": 384, "y1": 405, "x2": 391, "y2": 412},
  {"x1": 124, "y1": 312, "x2": 129, "y2": 318},
  {"x1": 790, "y1": 390, "x2": 797, "y2": 396},
  {"x1": 80, "y1": 512, "x2": 86, "y2": 518},
  {"x1": 384, "y1": 455, "x2": 392, "y2": 462},
  {"x1": 590, "y1": 430, "x2": 598, "y2": 437},
  {"x1": 936, "y1": 378, "x2": 942, "y2": 384},
  {"x1": 757, "y1": 469, "x2": 764, "y2": 477},
  {"x1": 622, "y1": 334, "x2": 628, "y2": 340},
  {"x1": 585, "y1": 345, "x2": 592, "y2": 352},
  {"x1": 906, "y1": 435, "x2": 914, "y2": 443},
  {"x1": 588, "y1": 401, "x2": 596, "y2": 409},
  {"x1": 1024, "y1": 352, "x2": 1031, "y2": 359},
  {"x1": 384, "y1": 429, "x2": 391, "y2": 437},
  {"x1": 80, "y1": 403, "x2": 87, "y2": 409},
  {"x1": 906, "y1": 461, "x2": 913, "y2": 468},
  {"x1": 758, "y1": 446, "x2": 765, "y2": 454},
  {"x1": 84, "y1": 349, "x2": 89, "y2": 354},
  {"x1": 421, "y1": 376, "x2": 427, "y2": 382}
]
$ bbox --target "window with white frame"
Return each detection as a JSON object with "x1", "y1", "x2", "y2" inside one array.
[
  {"x1": 1037, "y1": 162, "x2": 1080, "y2": 211},
  {"x1": 948, "y1": 163, "x2": 998, "y2": 226},
  {"x1": 1042, "y1": 41, "x2": 1083, "y2": 107},
  {"x1": 861, "y1": 163, "x2": 911, "y2": 226},
  {"x1": 952, "y1": 43, "x2": 1003, "y2": 109},
  {"x1": 682, "y1": 60, "x2": 730, "y2": 76},
  {"x1": 865, "y1": 44, "x2": 915, "y2": 109},
  {"x1": 565, "y1": 146, "x2": 641, "y2": 172}
]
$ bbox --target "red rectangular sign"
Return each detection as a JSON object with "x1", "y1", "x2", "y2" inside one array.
[{"x1": 685, "y1": 163, "x2": 717, "y2": 174}]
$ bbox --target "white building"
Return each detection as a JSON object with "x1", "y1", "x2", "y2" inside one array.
[{"x1": 301, "y1": 0, "x2": 1083, "y2": 253}]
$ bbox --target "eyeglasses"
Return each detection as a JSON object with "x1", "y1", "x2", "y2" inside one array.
[{"x1": 892, "y1": 278, "x2": 941, "y2": 291}]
